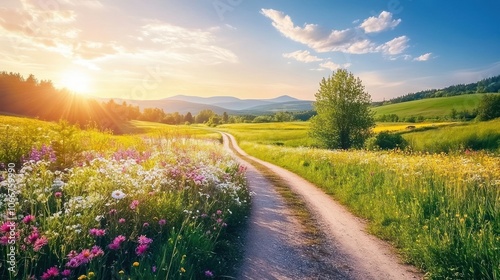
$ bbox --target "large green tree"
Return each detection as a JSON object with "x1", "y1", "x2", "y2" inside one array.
[{"x1": 310, "y1": 69, "x2": 375, "y2": 149}]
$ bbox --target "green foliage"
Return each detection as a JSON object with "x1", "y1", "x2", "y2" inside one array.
[
  {"x1": 366, "y1": 131, "x2": 407, "y2": 150},
  {"x1": 477, "y1": 94, "x2": 500, "y2": 121},
  {"x1": 195, "y1": 109, "x2": 215, "y2": 124},
  {"x1": 310, "y1": 69, "x2": 375, "y2": 149}
]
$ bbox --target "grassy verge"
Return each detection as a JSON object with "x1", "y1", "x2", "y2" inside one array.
[{"x1": 227, "y1": 138, "x2": 499, "y2": 279}]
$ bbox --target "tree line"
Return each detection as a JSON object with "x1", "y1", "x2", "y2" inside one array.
[
  {"x1": 0, "y1": 72, "x2": 315, "y2": 131},
  {"x1": 374, "y1": 74, "x2": 500, "y2": 106}
]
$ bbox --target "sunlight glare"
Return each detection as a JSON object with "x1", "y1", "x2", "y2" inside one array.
[{"x1": 60, "y1": 71, "x2": 92, "y2": 94}]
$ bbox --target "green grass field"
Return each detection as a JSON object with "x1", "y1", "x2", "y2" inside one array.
[
  {"x1": 402, "y1": 119, "x2": 500, "y2": 153},
  {"x1": 372, "y1": 93, "x2": 498, "y2": 119},
  {"x1": 222, "y1": 121, "x2": 500, "y2": 279},
  {"x1": 219, "y1": 121, "x2": 457, "y2": 148}
]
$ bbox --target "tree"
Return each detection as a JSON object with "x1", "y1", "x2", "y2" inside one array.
[
  {"x1": 184, "y1": 112, "x2": 194, "y2": 124},
  {"x1": 310, "y1": 69, "x2": 375, "y2": 149},
  {"x1": 477, "y1": 94, "x2": 500, "y2": 120},
  {"x1": 195, "y1": 109, "x2": 215, "y2": 123},
  {"x1": 222, "y1": 112, "x2": 229, "y2": 123}
]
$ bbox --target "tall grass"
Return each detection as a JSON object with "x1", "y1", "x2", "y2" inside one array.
[
  {"x1": 402, "y1": 119, "x2": 500, "y2": 153},
  {"x1": 237, "y1": 142, "x2": 499, "y2": 279}
]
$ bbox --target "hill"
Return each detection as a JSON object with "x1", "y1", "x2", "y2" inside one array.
[
  {"x1": 103, "y1": 96, "x2": 312, "y2": 115},
  {"x1": 165, "y1": 94, "x2": 305, "y2": 111},
  {"x1": 372, "y1": 93, "x2": 498, "y2": 119},
  {"x1": 376, "y1": 74, "x2": 500, "y2": 105}
]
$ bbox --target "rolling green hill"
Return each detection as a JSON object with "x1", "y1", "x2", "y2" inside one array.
[{"x1": 372, "y1": 93, "x2": 498, "y2": 119}]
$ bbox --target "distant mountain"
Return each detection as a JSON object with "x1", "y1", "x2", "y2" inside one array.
[
  {"x1": 164, "y1": 94, "x2": 306, "y2": 111},
  {"x1": 112, "y1": 99, "x2": 238, "y2": 115},
  {"x1": 101, "y1": 95, "x2": 312, "y2": 115},
  {"x1": 165, "y1": 95, "x2": 241, "y2": 105},
  {"x1": 240, "y1": 101, "x2": 313, "y2": 114}
]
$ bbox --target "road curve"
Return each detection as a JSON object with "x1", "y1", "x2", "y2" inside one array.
[{"x1": 221, "y1": 132, "x2": 423, "y2": 280}]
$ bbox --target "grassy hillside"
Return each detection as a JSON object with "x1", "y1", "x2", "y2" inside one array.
[
  {"x1": 402, "y1": 119, "x2": 500, "y2": 153},
  {"x1": 372, "y1": 93, "x2": 499, "y2": 119}
]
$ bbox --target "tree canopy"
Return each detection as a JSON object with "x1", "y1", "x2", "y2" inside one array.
[{"x1": 310, "y1": 69, "x2": 375, "y2": 149}]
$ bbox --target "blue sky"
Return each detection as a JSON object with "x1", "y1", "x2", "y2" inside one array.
[{"x1": 1, "y1": 0, "x2": 499, "y2": 101}]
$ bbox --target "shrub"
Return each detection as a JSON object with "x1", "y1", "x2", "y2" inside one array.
[{"x1": 366, "y1": 131, "x2": 407, "y2": 150}]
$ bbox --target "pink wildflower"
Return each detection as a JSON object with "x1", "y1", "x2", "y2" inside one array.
[
  {"x1": 61, "y1": 269, "x2": 71, "y2": 277},
  {"x1": 0, "y1": 236, "x2": 9, "y2": 245},
  {"x1": 40, "y1": 266, "x2": 59, "y2": 280},
  {"x1": 119, "y1": 218, "x2": 126, "y2": 224},
  {"x1": 54, "y1": 192, "x2": 62, "y2": 198},
  {"x1": 0, "y1": 221, "x2": 14, "y2": 233},
  {"x1": 108, "y1": 235, "x2": 126, "y2": 250},
  {"x1": 135, "y1": 244, "x2": 149, "y2": 256},
  {"x1": 138, "y1": 235, "x2": 153, "y2": 245},
  {"x1": 26, "y1": 229, "x2": 40, "y2": 244},
  {"x1": 67, "y1": 250, "x2": 78, "y2": 259},
  {"x1": 158, "y1": 219, "x2": 166, "y2": 226},
  {"x1": 65, "y1": 257, "x2": 82, "y2": 268},
  {"x1": 77, "y1": 249, "x2": 92, "y2": 263},
  {"x1": 89, "y1": 228, "x2": 106, "y2": 237},
  {"x1": 33, "y1": 236, "x2": 48, "y2": 251},
  {"x1": 205, "y1": 270, "x2": 214, "y2": 277},
  {"x1": 22, "y1": 215, "x2": 35, "y2": 224},
  {"x1": 91, "y1": 245, "x2": 104, "y2": 257},
  {"x1": 143, "y1": 222, "x2": 149, "y2": 227},
  {"x1": 130, "y1": 200, "x2": 139, "y2": 210}
]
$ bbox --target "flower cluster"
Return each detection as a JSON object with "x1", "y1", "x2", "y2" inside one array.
[{"x1": 0, "y1": 136, "x2": 250, "y2": 279}]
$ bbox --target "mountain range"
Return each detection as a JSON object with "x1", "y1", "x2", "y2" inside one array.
[{"x1": 103, "y1": 95, "x2": 313, "y2": 115}]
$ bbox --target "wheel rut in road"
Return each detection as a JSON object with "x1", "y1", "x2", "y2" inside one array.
[{"x1": 221, "y1": 132, "x2": 423, "y2": 280}]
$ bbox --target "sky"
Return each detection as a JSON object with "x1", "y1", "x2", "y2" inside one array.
[{"x1": 1, "y1": 0, "x2": 499, "y2": 101}]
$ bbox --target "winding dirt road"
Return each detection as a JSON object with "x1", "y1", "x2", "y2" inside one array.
[{"x1": 221, "y1": 132, "x2": 423, "y2": 280}]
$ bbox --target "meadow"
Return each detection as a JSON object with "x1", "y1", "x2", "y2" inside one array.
[
  {"x1": 0, "y1": 116, "x2": 250, "y2": 279},
  {"x1": 372, "y1": 93, "x2": 494, "y2": 119},
  {"x1": 222, "y1": 121, "x2": 500, "y2": 279}
]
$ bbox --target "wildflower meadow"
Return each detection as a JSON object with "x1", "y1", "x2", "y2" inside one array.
[
  {"x1": 238, "y1": 141, "x2": 499, "y2": 279},
  {"x1": 0, "y1": 116, "x2": 250, "y2": 279}
]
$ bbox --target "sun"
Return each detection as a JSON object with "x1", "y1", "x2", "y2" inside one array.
[{"x1": 60, "y1": 71, "x2": 92, "y2": 94}]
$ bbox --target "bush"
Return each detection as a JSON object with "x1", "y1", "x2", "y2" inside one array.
[{"x1": 367, "y1": 131, "x2": 407, "y2": 150}]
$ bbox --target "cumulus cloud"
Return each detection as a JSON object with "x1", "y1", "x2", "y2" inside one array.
[
  {"x1": 283, "y1": 50, "x2": 322, "y2": 62},
  {"x1": 320, "y1": 61, "x2": 351, "y2": 71},
  {"x1": 261, "y1": 8, "x2": 408, "y2": 56},
  {"x1": 414, "y1": 52, "x2": 432, "y2": 61},
  {"x1": 261, "y1": 8, "x2": 364, "y2": 53},
  {"x1": 360, "y1": 11, "x2": 401, "y2": 33},
  {"x1": 376, "y1": 36, "x2": 409, "y2": 55}
]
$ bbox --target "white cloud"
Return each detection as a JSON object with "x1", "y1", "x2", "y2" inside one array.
[
  {"x1": 414, "y1": 52, "x2": 432, "y2": 61},
  {"x1": 261, "y1": 8, "x2": 408, "y2": 57},
  {"x1": 59, "y1": 0, "x2": 104, "y2": 9},
  {"x1": 261, "y1": 8, "x2": 366, "y2": 54},
  {"x1": 140, "y1": 21, "x2": 238, "y2": 64},
  {"x1": 360, "y1": 11, "x2": 401, "y2": 33},
  {"x1": 283, "y1": 50, "x2": 322, "y2": 63},
  {"x1": 376, "y1": 36, "x2": 409, "y2": 55},
  {"x1": 320, "y1": 61, "x2": 351, "y2": 71}
]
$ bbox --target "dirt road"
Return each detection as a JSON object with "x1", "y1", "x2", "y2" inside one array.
[{"x1": 221, "y1": 132, "x2": 423, "y2": 280}]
